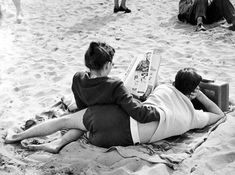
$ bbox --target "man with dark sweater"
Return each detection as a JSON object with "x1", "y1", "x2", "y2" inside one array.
[{"x1": 178, "y1": 0, "x2": 235, "y2": 31}]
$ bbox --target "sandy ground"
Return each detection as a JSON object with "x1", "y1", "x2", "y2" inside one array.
[{"x1": 0, "y1": 0, "x2": 235, "y2": 174}]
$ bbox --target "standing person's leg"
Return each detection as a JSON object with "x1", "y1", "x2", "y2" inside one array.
[
  {"x1": 114, "y1": 0, "x2": 119, "y2": 13},
  {"x1": 0, "y1": 5, "x2": 2, "y2": 19},
  {"x1": 187, "y1": 0, "x2": 208, "y2": 24},
  {"x1": 206, "y1": 0, "x2": 235, "y2": 30},
  {"x1": 0, "y1": 0, "x2": 4, "y2": 19},
  {"x1": 12, "y1": 0, "x2": 23, "y2": 23},
  {"x1": 5, "y1": 109, "x2": 87, "y2": 143},
  {"x1": 120, "y1": 0, "x2": 127, "y2": 8},
  {"x1": 22, "y1": 129, "x2": 84, "y2": 153},
  {"x1": 114, "y1": 0, "x2": 119, "y2": 8},
  {"x1": 119, "y1": 0, "x2": 131, "y2": 13},
  {"x1": 113, "y1": 0, "x2": 131, "y2": 13}
]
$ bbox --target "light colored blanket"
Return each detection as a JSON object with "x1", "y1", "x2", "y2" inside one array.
[{"x1": 0, "y1": 99, "x2": 231, "y2": 175}]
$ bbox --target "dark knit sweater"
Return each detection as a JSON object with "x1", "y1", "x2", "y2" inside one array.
[{"x1": 72, "y1": 72, "x2": 160, "y2": 123}]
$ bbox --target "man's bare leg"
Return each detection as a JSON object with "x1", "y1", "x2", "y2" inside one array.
[{"x1": 21, "y1": 129, "x2": 84, "y2": 153}]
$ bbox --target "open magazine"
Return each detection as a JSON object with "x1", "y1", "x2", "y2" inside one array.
[
  {"x1": 62, "y1": 49, "x2": 161, "y2": 110},
  {"x1": 123, "y1": 49, "x2": 161, "y2": 99}
]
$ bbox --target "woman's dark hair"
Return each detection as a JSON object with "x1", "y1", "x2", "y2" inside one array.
[
  {"x1": 85, "y1": 41, "x2": 115, "y2": 70},
  {"x1": 174, "y1": 68, "x2": 202, "y2": 95}
]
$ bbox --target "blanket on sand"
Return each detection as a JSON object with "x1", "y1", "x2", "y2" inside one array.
[{"x1": 0, "y1": 98, "x2": 233, "y2": 175}]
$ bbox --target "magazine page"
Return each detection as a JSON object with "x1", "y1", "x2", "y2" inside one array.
[
  {"x1": 143, "y1": 49, "x2": 161, "y2": 97},
  {"x1": 123, "y1": 50, "x2": 161, "y2": 97}
]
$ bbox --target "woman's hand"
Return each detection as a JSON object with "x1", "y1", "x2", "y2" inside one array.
[
  {"x1": 194, "y1": 89, "x2": 224, "y2": 116},
  {"x1": 189, "y1": 86, "x2": 200, "y2": 100},
  {"x1": 195, "y1": 89, "x2": 204, "y2": 100}
]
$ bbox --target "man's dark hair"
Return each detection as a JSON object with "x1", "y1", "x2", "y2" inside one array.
[
  {"x1": 85, "y1": 41, "x2": 115, "y2": 70},
  {"x1": 174, "y1": 68, "x2": 202, "y2": 95}
]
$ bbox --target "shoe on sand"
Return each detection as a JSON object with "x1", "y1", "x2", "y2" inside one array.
[
  {"x1": 195, "y1": 24, "x2": 206, "y2": 32},
  {"x1": 114, "y1": 6, "x2": 131, "y2": 13},
  {"x1": 113, "y1": 7, "x2": 119, "y2": 13},
  {"x1": 119, "y1": 6, "x2": 131, "y2": 13},
  {"x1": 228, "y1": 24, "x2": 235, "y2": 31}
]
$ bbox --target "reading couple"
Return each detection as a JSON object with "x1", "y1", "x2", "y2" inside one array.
[{"x1": 5, "y1": 41, "x2": 225, "y2": 153}]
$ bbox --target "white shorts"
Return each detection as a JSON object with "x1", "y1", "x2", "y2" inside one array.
[{"x1": 130, "y1": 117, "x2": 140, "y2": 144}]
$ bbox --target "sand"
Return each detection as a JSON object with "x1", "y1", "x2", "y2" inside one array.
[{"x1": 0, "y1": 0, "x2": 235, "y2": 174}]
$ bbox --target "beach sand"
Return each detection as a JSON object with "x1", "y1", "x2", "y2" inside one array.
[{"x1": 0, "y1": 0, "x2": 235, "y2": 174}]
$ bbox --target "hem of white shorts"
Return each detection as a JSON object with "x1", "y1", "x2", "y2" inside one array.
[{"x1": 130, "y1": 117, "x2": 140, "y2": 145}]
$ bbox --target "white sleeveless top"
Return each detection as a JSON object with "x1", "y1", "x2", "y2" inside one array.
[{"x1": 141, "y1": 84, "x2": 209, "y2": 143}]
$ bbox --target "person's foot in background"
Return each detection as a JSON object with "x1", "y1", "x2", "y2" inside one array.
[
  {"x1": 195, "y1": 17, "x2": 206, "y2": 31},
  {"x1": 12, "y1": 0, "x2": 23, "y2": 23},
  {"x1": 114, "y1": 0, "x2": 131, "y2": 13}
]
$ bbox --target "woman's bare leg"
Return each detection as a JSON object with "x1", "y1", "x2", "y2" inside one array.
[
  {"x1": 22, "y1": 129, "x2": 84, "y2": 153},
  {"x1": 5, "y1": 109, "x2": 87, "y2": 143}
]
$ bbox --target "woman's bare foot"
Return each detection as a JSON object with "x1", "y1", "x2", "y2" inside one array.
[
  {"x1": 21, "y1": 139, "x2": 63, "y2": 154},
  {"x1": 4, "y1": 127, "x2": 23, "y2": 144}
]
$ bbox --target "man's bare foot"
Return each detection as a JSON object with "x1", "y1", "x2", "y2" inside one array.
[
  {"x1": 21, "y1": 139, "x2": 63, "y2": 154},
  {"x1": 5, "y1": 127, "x2": 23, "y2": 144}
]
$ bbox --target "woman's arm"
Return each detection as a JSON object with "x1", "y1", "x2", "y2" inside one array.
[
  {"x1": 195, "y1": 90, "x2": 225, "y2": 125},
  {"x1": 196, "y1": 90, "x2": 223, "y2": 115}
]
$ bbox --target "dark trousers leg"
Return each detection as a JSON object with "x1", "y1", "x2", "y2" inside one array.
[
  {"x1": 189, "y1": 0, "x2": 208, "y2": 24},
  {"x1": 206, "y1": 0, "x2": 235, "y2": 24}
]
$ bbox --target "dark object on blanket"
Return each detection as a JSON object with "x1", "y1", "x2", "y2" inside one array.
[
  {"x1": 24, "y1": 119, "x2": 37, "y2": 130},
  {"x1": 20, "y1": 119, "x2": 37, "y2": 131},
  {"x1": 21, "y1": 98, "x2": 70, "y2": 131},
  {"x1": 199, "y1": 80, "x2": 229, "y2": 112}
]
